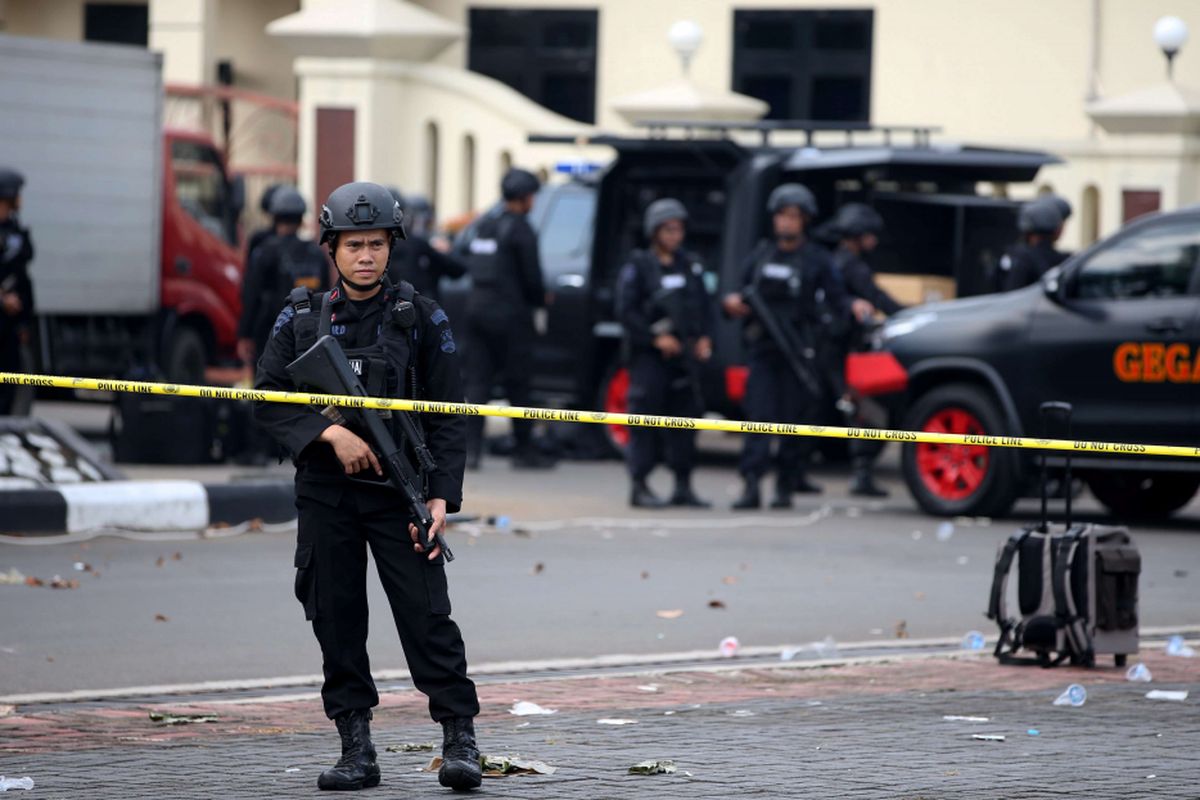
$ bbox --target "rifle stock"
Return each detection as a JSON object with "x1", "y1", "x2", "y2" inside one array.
[
  {"x1": 286, "y1": 335, "x2": 454, "y2": 562},
  {"x1": 741, "y1": 285, "x2": 822, "y2": 397}
]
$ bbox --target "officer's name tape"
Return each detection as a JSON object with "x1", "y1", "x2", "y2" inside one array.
[{"x1": 2, "y1": 372, "x2": 1197, "y2": 459}]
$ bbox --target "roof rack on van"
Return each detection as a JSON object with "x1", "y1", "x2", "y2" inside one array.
[{"x1": 635, "y1": 120, "x2": 942, "y2": 148}]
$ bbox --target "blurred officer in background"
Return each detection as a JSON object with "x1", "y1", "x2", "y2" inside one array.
[
  {"x1": 253, "y1": 181, "x2": 481, "y2": 793},
  {"x1": 615, "y1": 198, "x2": 715, "y2": 509},
  {"x1": 0, "y1": 168, "x2": 35, "y2": 416},
  {"x1": 995, "y1": 199, "x2": 1065, "y2": 292},
  {"x1": 829, "y1": 203, "x2": 904, "y2": 497},
  {"x1": 1037, "y1": 194, "x2": 1072, "y2": 267},
  {"x1": 245, "y1": 182, "x2": 286, "y2": 268},
  {"x1": 723, "y1": 184, "x2": 871, "y2": 509},
  {"x1": 461, "y1": 168, "x2": 551, "y2": 470},
  {"x1": 386, "y1": 188, "x2": 466, "y2": 305},
  {"x1": 238, "y1": 187, "x2": 330, "y2": 370}
]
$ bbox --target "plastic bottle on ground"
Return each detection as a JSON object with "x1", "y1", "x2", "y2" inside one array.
[
  {"x1": 1126, "y1": 663, "x2": 1152, "y2": 683},
  {"x1": 0, "y1": 776, "x2": 35, "y2": 791},
  {"x1": 961, "y1": 631, "x2": 986, "y2": 651},
  {"x1": 1052, "y1": 684, "x2": 1087, "y2": 707}
]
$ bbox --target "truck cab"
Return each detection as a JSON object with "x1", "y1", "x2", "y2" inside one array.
[{"x1": 876, "y1": 206, "x2": 1200, "y2": 519}]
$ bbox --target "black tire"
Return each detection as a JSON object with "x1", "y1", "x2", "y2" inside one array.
[
  {"x1": 1086, "y1": 472, "x2": 1200, "y2": 520},
  {"x1": 163, "y1": 326, "x2": 208, "y2": 385},
  {"x1": 900, "y1": 383, "x2": 1020, "y2": 518}
]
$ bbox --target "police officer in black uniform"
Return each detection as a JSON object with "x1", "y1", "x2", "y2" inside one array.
[
  {"x1": 830, "y1": 203, "x2": 903, "y2": 497},
  {"x1": 386, "y1": 188, "x2": 466, "y2": 304},
  {"x1": 245, "y1": 182, "x2": 286, "y2": 268},
  {"x1": 723, "y1": 184, "x2": 869, "y2": 509},
  {"x1": 462, "y1": 167, "x2": 550, "y2": 469},
  {"x1": 0, "y1": 168, "x2": 35, "y2": 416},
  {"x1": 252, "y1": 181, "x2": 481, "y2": 793},
  {"x1": 1036, "y1": 194, "x2": 1072, "y2": 267},
  {"x1": 237, "y1": 187, "x2": 331, "y2": 370},
  {"x1": 615, "y1": 198, "x2": 715, "y2": 509},
  {"x1": 995, "y1": 199, "x2": 1065, "y2": 292}
]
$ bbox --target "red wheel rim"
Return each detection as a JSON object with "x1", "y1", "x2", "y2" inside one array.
[
  {"x1": 604, "y1": 368, "x2": 631, "y2": 449},
  {"x1": 915, "y1": 407, "x2": 991, "y2": 502}
]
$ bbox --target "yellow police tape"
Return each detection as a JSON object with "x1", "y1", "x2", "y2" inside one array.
[{"x1": 1, "y1": 371, "x2": 1197, "y2": 459}]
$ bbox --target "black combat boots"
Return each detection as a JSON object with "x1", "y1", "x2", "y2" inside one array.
[
  {"x1": 731, "y1": 478, "x2": 761, "y2": 510},
  {"x1": 848, "y1": 459, "x2": 888, "y2": 498},
  {"x1": 631, "y1": 479, "x2": 667, "y2": 508},
  {"x1": 318, "y1": 709, "x2": 380, "y2": 791},
  {"x1": 669, "y1": 475, "x2": 711, "y2": 508},
  {"x1": 439, "y1": 717, "x2": 482, "y2": 791}
]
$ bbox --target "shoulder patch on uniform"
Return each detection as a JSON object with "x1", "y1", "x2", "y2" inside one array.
[
  {"x1": 430, "y1": 308, "x2": 449, "y2": 326},
  {"x1": 999, "y1": 255, "x2": 1012, "y2": 271},
  {"x1": 440, "y1": 328, "x2": 456, "y2": 353},
  {"x1": 692, "y1": 262, "x2": 704, "y2": 275},
  {"x1": 271, "y1": 305, "x2": 296, "y2": 336}
]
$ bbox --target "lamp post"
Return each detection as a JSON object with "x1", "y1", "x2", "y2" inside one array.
[
  {"x1": 667, "y1": 20, "x2": 703, "y2": 76},
  {"x1": 1154, "y1": 16, "x2": 1189, "y2": 80}
]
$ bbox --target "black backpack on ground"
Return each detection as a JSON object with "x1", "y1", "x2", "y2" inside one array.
[{"x1": 986, "y1": 402, "x2": 1140, "y2": 668}]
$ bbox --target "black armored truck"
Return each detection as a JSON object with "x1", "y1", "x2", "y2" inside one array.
[{"x1": 871, "y1": 206, "x2": 1200, "y2": 519}]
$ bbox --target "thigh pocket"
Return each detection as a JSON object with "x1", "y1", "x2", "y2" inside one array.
[
  {"x1": 294, "y1": 543, "x2": 317, "y2": 621},
  {"x1": 424, "y1": 557, "x2": 452, "y2": 616}
]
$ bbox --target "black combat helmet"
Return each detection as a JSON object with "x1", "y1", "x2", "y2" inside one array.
[
  {"x1": 0, "y1": 168, "x2": 25, "y2": 201},
  {"x1": 643, "y1": 198, "x2": 688, "y2": 238},
  {"x1": 268, "y1": 187, "x2": 307, "y2": 220},
  {"x1": 500, "y1": 168, "x2": 540, "y2": 201},
  {"x1": 259, "y1": 182, "x2": 285, "y2": 214},
  {"x1": 767, "y1": 183, "x2": 818, "y2": 217},
  {"x1": 1018, "y1": 199, "x2": 1064, "y2": 235},
  {"x1": 1032, "y1": 194, "x2": 1072, "y2": 224},
  {"x1": 832, "y1": 203, "x2": 884, "y2": 238},
  {"x1": 319, "y1": 181, "x2": 407, "y2": 244}
]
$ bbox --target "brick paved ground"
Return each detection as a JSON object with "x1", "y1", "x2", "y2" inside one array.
[{"x1": 1, "y1": 650, "x2": 1197, "y2": 799}]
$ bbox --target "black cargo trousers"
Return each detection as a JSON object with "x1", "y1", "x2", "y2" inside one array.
[{"x1": 293, "y1": 478, "x2": 479, "y2": 722}]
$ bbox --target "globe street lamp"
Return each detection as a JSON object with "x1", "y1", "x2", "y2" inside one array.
[{"x1": 1154, "y1": 16, "x2": 1189, "y2": 80}]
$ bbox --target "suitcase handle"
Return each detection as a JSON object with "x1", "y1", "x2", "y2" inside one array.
[{"x1": 1039, "y1": 402, "x2": 1073, "y2": 531}]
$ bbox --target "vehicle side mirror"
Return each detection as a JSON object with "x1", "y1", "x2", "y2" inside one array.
[
  {"x1": 1042, "y1": 270, "x2": 1066, "y2": 303},
  {"x1": 230, "y1": 174, "x2": 246, "y2": 217}
]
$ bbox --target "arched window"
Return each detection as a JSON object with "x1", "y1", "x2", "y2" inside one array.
[
  {"x1": 425, "y1": 121, "x2": 440, "y2": 209},
  {"x1": 463, "y1": 134, "x2": 476, "y2": 213},
  {"x1": 1081, "y1": 185, "x2": 1100, "y2": 246}
]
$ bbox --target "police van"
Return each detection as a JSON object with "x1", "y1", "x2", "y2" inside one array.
[
  {"x1": 871, "y1": 206, "x2": 1200, "y2": 519},
  {"x1": 446, "y1": 121, "x2": 1059, "y2": 454}
]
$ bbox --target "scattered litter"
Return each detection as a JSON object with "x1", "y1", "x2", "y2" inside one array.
[
  {"x1": 637, "y1": 685, "x2": 659, "y2": 693},
  {"x1": 708, "y1": 600, "x2": 726, "y2": 610},
  {"x1": 911, "y1": 530, "x2": 923, "y2": 541},
  {"x1": 936, "y1": 522, "x2": 955, "y2": 542},
  {"x1": 424, "y1": 755, "x2": 556, "y2": 777},
  {"x1": 955, "y1": 556, "x2": 969, "y2": 566},
  {"x1": 488, "y1": 516, "x2": 511, "y2": 531},
  {"x1": 1165, "y1": 635, "x2": 1196, "y2": 658},
  {"x1": 155, "y1": 556, "x2": 165, "y2": 568},
  {"x1": 782, "y1": 636, "x2": 839, "y2": 661},
  {"x1": 148, "y1": 711, "x2": 219, "y2": 725},
  {"x1": 727, "y1": 709, "x2": 755, "y2": 717},
  {"x1": 1174, "y1": 570, "x2": 1188, "y2": 578},
  {"x1": 971, "y1": 734, "x2": 1006, "y2": 742},
  {"x1": 530, "y1": 562, "x2": 544, "y2": 576},
  {"x1": 1145, "y1": 690, "x2": 1188, "y2": 702},
  {"x1": 514, "y1": 722, "x2": 530, "y2": 729},
  {"x1": 173, "y1": 552, "x2": 182, "y2": 561},
  {"x1": 0, "y1": 569, "x2": 25, "y2": 585},
  {"x1": 943, "y1": 715, "x2": 990, "y2": 723},
  {"x1": 628, "y1": 760, "x2": 676, "y2": 775},
  {"x1": 895, "y1": 620, "x2": 908, "y2": 639},
  {"x1": 0, "y1": 776, "x2": 34, "y2": 791},
  {"x1": 1147, "y1": 775, "x2": 1157, "y2": 780},
  {"x1": 1126, "y1": 663, "x2": 1153, "y2": 683},
  {"x1": 721, "y1": 576, "x2": 738, "y2": 586},
  {"x1": 1053, "y1": 684, "x2": 1087, "y2": 707},
  {"x1": 656, "y1": 609, "x2": 684, "y2": 620},
  {"x1": 509, "y1": 701, "x2": 556, "y2": 716},
  {"x1": 1027, "y1": 729, "x2": 1040, "y2": 736},
  {"x1": 48, "y1": 576, "x2": 79, "y2": 590},
  {"x1": 0, "y1": 705, "x2": 13, "y2": 718},
  {"x1": 23, "y1": 577, "x2": 42, "y2": 588},
  {"x1": 597, "y1": 718, "x2": 637, "y2": 725},
  {"x1": 154, "y1": 614, "x2": 169, "y2": 623},
  {"x1": 718, "y1": 636, "x2": 739, "y2": 658},
  {"x1": 284, "y1": 768, "x2": 301, "y2": 773},
  {"x1": 641, "y1": 571, "x2": 650, "y2": 580},
  {"x1": 73, "y1": 562, "x2": 90, "y2": 572},
  {"x1": 385, "y1": 743, "x2": 435, "y2": 752},
  {"x1": 961, "y1": 631, "x2": 986, "y2": 651}
]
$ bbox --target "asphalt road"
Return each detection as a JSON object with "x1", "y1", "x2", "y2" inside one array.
[{"x1": 2, "y1": 450, "x2": 1198, "y2": 696}]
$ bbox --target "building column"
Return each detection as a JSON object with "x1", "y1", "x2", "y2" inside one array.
[{"x1": 149, "y1": 0, "x2": 219, "y2": 86}]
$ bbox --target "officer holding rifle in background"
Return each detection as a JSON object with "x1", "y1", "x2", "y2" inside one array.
[
  {"x1": 615, "y1": 198, "x2": 716, "y2": 509},
  {"x1": 252, "y1": 181, "x2": 482, "y2": 793},
  {"x1": 723, "y1": 184, "x2": 872, "y2": 510}
]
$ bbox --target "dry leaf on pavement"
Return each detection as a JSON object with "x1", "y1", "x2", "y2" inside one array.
[{"x1": 656, "y1": 609, "x2": 684, "y2": 619}]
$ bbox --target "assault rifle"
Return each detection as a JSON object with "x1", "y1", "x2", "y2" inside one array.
[
  {"x1": 741, "y1": 284, "x2": 822, "y2": 397},
  {"x1": 287, "y1": 335, "x2": 453, "y2": 562},
  {"x1": 648, "y1": 281, "x2": 704, "y2": 409}
]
